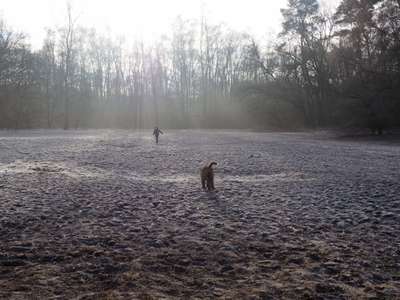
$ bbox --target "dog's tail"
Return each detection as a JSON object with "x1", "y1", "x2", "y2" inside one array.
[{"x1": 209, "y1": 162, "x2": 217, "y2": 168}]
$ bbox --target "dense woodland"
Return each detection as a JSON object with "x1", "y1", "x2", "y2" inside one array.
[{"x1": 0, "y1": 0, "x2": 399, "y2": 131}]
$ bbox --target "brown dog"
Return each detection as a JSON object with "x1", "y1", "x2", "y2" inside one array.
[{"x1": 200, "y1": 162, "x2": 217, "y2": 191}]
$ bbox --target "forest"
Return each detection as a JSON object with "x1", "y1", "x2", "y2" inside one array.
[{"x1": 0, "y1": 0, "x2": 399, "y2": 131}]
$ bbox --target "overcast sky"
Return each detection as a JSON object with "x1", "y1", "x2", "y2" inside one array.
[{"x1": 0, "y1": 0, "x2": 340, "y2": 49}]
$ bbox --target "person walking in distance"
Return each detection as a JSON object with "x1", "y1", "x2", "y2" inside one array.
[{"x1": 153, "y1": 126, "x2": 163, "y2": 144}]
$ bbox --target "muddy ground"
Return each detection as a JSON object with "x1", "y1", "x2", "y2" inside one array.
[{"x1": 0, "y1": 130, "x2": 399, "y2": 299}]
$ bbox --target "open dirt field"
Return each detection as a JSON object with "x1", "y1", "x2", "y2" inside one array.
[{"x1": 0, "y1": 130, "x2": 399, "y2": 299}]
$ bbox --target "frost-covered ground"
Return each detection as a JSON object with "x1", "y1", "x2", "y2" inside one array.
[{"x1": 0, "y1": 130, "x2": 399, "y2": 299}]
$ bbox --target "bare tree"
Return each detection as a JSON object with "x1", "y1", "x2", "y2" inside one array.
[{"x1": 60, "y1": 2, "x2": 77, "y2": 129}]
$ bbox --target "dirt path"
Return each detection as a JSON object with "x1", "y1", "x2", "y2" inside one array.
[{"x1": 0, "y1": 130, "x2": 399, "y2": 299}]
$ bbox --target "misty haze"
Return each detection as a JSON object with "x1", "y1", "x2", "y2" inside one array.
[{"x1": 0, "y1": 0, "x2": 399, "y2": 299}]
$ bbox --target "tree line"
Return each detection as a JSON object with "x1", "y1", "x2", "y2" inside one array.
[{"x1": 0, "y1": 0, "x2": 399, "y2": 131}]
